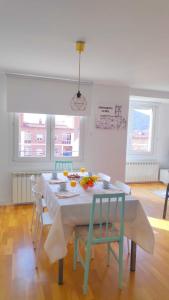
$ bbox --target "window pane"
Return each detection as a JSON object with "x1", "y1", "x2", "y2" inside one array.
[
  {"x1": 54, "y1": 115, "x2": 80, "y2": 157},
  {"x1": 130, "y1": 108, "x2": 153, "y2": 152},
  {"x1": 18, "y1": 113, "x2": 47, "y2": 157}
]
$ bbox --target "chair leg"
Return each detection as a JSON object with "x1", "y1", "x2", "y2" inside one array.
[
  {"x1": 107, "y1": 243, "x2": 111, "y2": 266},
  {"x1": 91, "y1": 245, "x2": 95, "y2": 259},
  {"x1": 83, "y1": 244, "x2": 91, "y2": 295},
  {"x1": 127, "y1": 238, "x2": 130, "y2": 255},
  {"x1": 30, "y1": 203, "x2": 35, "y2": 232},
  {"x1": 32, "y1": 213, "x2": 39, "y2": 248},
  {"x1": 73, "y1": 238, "x2": 78, "y2": 271},
  {"x1": 118, "y1": 239, "x2": 123, "y2": 289},
  {"x1": 35, "y1": 222, "x2": 43, "y2": 269}
]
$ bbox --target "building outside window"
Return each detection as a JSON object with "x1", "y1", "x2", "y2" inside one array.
[
  {"x1": 36, "y1": 148, "x2": 43, "y2": 156},
  {"x1": 55, "y1": 133, "x2": 71, "y2": 145},
  {"x1": 24, "y1": 147, "x2": 31, "y2": 157}
]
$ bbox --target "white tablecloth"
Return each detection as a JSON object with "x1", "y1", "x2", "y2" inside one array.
[{"x1": 39, "y1": 173, "x2": 155, "y2": 263}]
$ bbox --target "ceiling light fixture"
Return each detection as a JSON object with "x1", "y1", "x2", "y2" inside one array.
[{"x1": 71, "y1": 41, "x2": 87, "y2": 111}]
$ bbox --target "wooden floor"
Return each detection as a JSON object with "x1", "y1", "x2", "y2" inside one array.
[{"x1": 0, "y1": 182, "x2": 169, "y2": 300}]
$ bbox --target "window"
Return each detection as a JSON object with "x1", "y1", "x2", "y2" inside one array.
[
  {"x1": 24, "y1": 132, "x2": 32, "y2": 143},
  {"x1": 55, "y1": 133, "x2": 71, "y2": 145},
  {"x1": 17, "y1": 113, "x2": 47, "y2": 158},
  {"x1": 36, "y1": 133, "x2": 44, "y2": 142},
  {"x1": 14, "y1": 113, "x2": 82, "y2": 160},
  {"x1": 127, "y1": 103, "x2": 155, "y2": 155}
]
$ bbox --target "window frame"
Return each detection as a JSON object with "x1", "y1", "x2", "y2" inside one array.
[
  {"x1": 127, "y1": 101, "x2": 157, "y2": 158},
  {"x1": 13, "y1": 113, "x2": 84, "y2": 162}
]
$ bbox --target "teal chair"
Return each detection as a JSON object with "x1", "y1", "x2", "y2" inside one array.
[
  {"x1": 73, "y1": 193, "x2": 125, "y2": 294},
  {"x1": 55, "y1": 160, "x2": 73, "y2": 172}
]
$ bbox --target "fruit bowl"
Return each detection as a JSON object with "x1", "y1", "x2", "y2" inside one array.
[
  {"x1": 80, "y1": 176, "x2": 97, "y2": 190},
  {"x1": 67, "y1": 173, "x2": 81, "y2": 180}
]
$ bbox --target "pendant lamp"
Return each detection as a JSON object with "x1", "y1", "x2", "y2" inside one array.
[{"x1": 71, "y1": 41, "x2": 87, "y2": 111}]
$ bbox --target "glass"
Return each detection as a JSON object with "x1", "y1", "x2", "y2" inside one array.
[
  {"x1": 52, "y1": 171, "x2": 58, "y2": 179},
  {"x1": 69, "y1": 179, "x2": 79, "y2": 193},
  {"x1": 59, "y1": 182, "x2": 67, "y2": 191},
  {"x1": 103, "y1": 180, "x2": 110, "y2": 189},
  {"x1": 130, "y1": 107, "x2": 153, "y2": 152},
  {"x1": 80, "y1": 167, "x2": 86, "y2": 173},
  {"x1": 63, "y1": 170, "x2": 68, "y2": 177},
  {"x1": 18, "y1": 113, "x2": 47, "y2": 158}
]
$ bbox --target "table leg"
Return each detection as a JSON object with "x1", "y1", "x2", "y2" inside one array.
[
  {"x1": 58, "y1": 259, "x2": 64, "y2": 284},
  {"x1": 163, "y1": 184, "x2": 169, "y2": 219},
  {"x1": 163, "y1": 195, "x2": 168, "y2": 219},
  {"x1": 130, "y1": 241, "x2": 136, "y2": 272}
]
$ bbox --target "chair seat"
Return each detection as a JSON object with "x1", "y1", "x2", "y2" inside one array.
[
  {"x1": 42, "y1": 212, "x2": 53, "y2": 225},
  {"x1": 114, "y1": 181, "x2": 131, "y2": 195},
  {"x1": 75, "y1": 224, "x2": 119, "y2": 242}
]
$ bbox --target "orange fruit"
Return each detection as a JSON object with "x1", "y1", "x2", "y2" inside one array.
[
  {"x1": 70, "y1": 180, "x2": 77, "y2": 187},
  {"x1": 88, "y1": 180, "x2": 94, "y2": 187}
]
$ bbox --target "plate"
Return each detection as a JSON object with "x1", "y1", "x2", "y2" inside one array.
[
  {"x1": 49, "y1": 179, "x2": 66, "y2": 184},
  {"x1": 56, "y1": 191, "x2": 80, "y2": 198}
]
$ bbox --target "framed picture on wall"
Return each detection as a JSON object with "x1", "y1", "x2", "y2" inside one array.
[{"x1": 96, "y1": 105, "x2": 127, "y2": 129}]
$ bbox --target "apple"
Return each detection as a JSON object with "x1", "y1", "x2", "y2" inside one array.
[{"x1": 83, "y1": 183, "x2": 88, "y2": 190}]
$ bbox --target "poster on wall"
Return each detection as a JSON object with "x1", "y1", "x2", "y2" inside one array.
[{"x1": 96, "y1": 105, "x2": 127, "y2": 129}]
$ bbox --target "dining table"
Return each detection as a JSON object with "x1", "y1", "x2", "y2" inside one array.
[{"x1": 39, "y1": 172, "x2": 155, "y2": 285}]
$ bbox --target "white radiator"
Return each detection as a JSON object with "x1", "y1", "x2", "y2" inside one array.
[
  {"x1": 125, "y1": 161, "x2": 159, "y2": 183},
  {"x1": 12, "y1": 172, "x2": 41, "y2": 204}
]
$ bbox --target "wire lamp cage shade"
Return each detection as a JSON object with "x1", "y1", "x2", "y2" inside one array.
[{"x1": 71, "y1": 41, "x2": 87, "y2": 112}]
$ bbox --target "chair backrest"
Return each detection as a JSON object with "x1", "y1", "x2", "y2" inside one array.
[
  {"x1": 32, "y1": 185, "x2": 43, "y2": 216},
  {"x1": 55, "y1": 160, "x2": 73, "y2": 172},
  {"x1": 87, "y1": 193, "x2": 125, "y2": 245},
  {"x1": 30, "y1": 175, "x2": 36, "y2": 186},
  {"x1": 97, "y1": 173, "x2": 111, "y2": 182},
  {"x1": 114, "y1": 181, "x2": 131, "y2": 195}
]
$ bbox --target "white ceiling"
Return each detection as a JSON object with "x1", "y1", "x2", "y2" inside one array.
[{"x1": 1, "y1": 0, "x2": 169, "y2": 91}]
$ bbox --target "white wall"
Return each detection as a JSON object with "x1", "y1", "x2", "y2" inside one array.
[
  {"x1": 85, "y1": 84, "x2": 129, "y2": 181},
  {"x1": 0, "y1": 74, "x2": 10, "y2": 203},
  {"x1": 0, "y1": 74, "x2": 130, "y2": 203}
]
